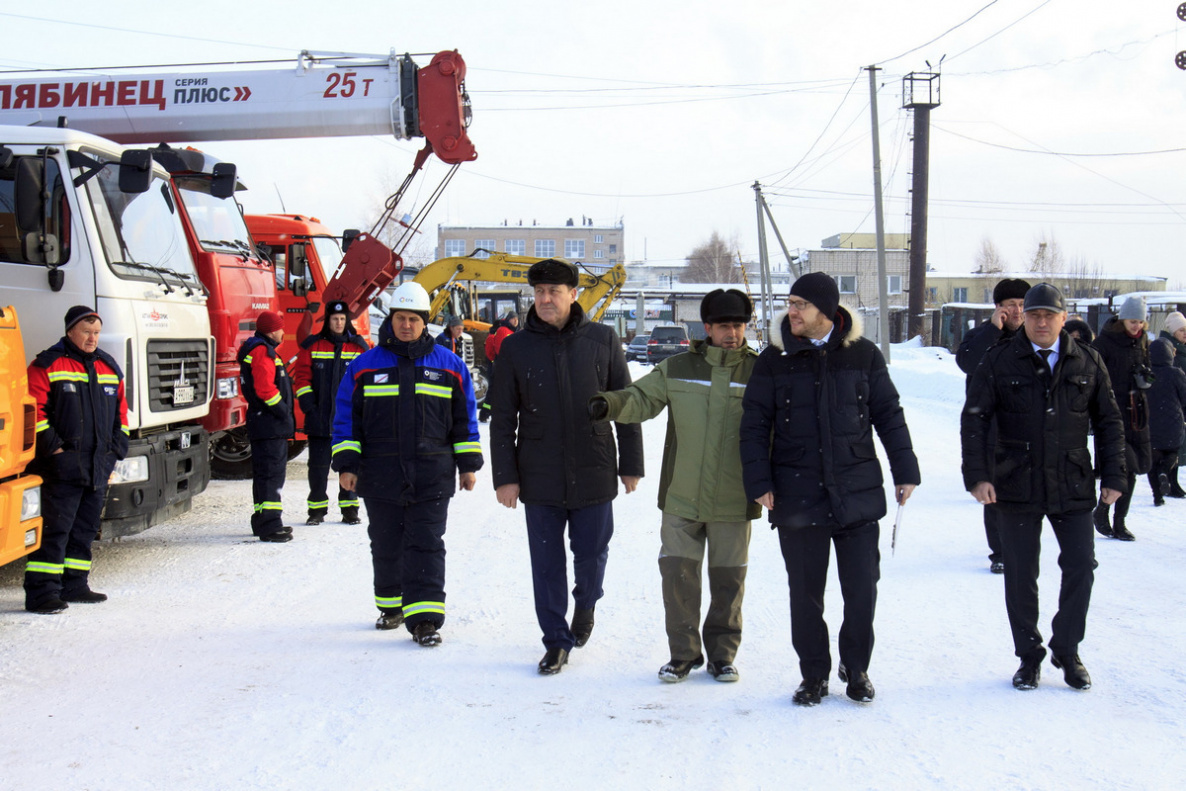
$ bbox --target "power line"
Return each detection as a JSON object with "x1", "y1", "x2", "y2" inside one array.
[
  {"x1": 933, "y1": 124, "x2": 1186, "y2": 157},
  {"x1": 876, "y1": 0, "x2": 1001, "y2": 65},
  {"x1": 0, "y1": 11, "x2": 293, "y2": 53},
  {"x1": 945, "y1": 0, "x2": 1053, "y2": 63}
]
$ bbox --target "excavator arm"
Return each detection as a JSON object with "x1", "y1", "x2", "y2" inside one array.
[{"x1": 414, "y1": 253, "x2": 627, "y2": 325}]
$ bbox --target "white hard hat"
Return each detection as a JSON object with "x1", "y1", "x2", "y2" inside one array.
[{"x1": 389, "y1": 282, "x2": 431, "y2": 316}]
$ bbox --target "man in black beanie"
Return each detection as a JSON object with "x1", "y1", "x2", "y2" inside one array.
[
  {"x1": 740, "y1": 273, "x2": 920, "y2": 705},
  {"x1": 955, "y1": 277, "x2": 1031, "y2": 574}
]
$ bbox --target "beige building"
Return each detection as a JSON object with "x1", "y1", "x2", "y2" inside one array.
[
  {"x1": 436, "y1": 220, "x2": 624, "y2": 265},
  {"x1": 803, "y1": 234, "x2": 912, "y2": 313},
  {"x1": 925, "y1": 271, "x2": 1167, "y2": 306}
]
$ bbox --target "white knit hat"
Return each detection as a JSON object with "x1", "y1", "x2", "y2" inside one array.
[{"x1": 1165, "y1": 311, "x2": 1186, "y2": 335}]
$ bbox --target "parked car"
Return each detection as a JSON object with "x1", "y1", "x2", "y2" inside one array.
[
  {"x1": 646, "y1": 326, "x2": 690, "y2": 364},
  {"x1": 625, "y1": 334, "x2": 651, "y2": 362}
]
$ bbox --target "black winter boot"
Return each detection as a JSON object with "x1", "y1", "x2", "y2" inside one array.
[{"x1": 1169, "y1": 465, "x2": 1186, "y2": 498}]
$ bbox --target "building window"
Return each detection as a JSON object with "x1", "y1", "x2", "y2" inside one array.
[
  {"x1": 444, "y1": 239, "x2": 466, "y2": 258},
  {"x1": 608, "y1": 244, "x2": 617, "y2": 253},
  {"x1": 837, "y1": 275, "x2": 857, "y2": 294},
  {"x1": 594, "y1": 234, "x2": 603, "y2": 244},
  {"x1": 593, "y1": 250, "x2": 604, "y2": 259},
  {"x1": 887, "y1": 275, "x2": 902, "y2": 294},
  {"x1": 474, "y1": 239, "x2": 495, "y2": 259},
  {"x1": 927, "y1": 287, "x2": 938, "y2": 302},
  {"x1": 952, "y1": 287, "x2": 968, "y2": 302},
  {"x1": 535, "y1": 239, "x2": 556, "y2": 257},
  {"x1": 505, "y1": 239, "x2": 526, "y2": 255},
  {"x1": 565, "y1": 239, "x2": 585, "y2": 259}
]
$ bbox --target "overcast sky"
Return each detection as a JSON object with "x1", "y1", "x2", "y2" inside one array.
[{"x1": 3, "y1": 0, "x2": 1183, "y2": 284}]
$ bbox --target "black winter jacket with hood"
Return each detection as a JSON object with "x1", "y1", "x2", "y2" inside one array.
[
  {"x1": 739, "y1": 306, "x2": 920, "y2": 529},
  {"x1": 488, "y1": 302, "x2": 643, "y2": 508},
  {"x1": 962, "y1": 328, "x2": 1127, "y2": 512}
]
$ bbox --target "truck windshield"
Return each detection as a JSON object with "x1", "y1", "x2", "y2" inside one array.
[
  {"x1": 311, "y1": 236, "x2": 344, "y2": 278},
  {"x1": 173, "y1": 177, "x2": 256, "y2": 258},
  {"x1": 82, "y1": 155, "x2": 199, "y2": 286}
]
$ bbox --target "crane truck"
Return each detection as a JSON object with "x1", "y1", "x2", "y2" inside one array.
[{"x1": 3, "y1": 49, "x2": 476, "y2": 483}]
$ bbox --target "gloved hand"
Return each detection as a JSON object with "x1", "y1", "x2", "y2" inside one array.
[
  {"x1": 298, "y1": 393, "x2": 315, "y2": 416},
  {"x1": 588, "y1": 396, "x2": 609, "y2": 421}
]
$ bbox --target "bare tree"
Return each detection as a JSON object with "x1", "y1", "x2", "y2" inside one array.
[
  {"x1": 1063, "y1": 256, "x2": 1120, "y2": 299},
  {"x1": 975, "y1": 237, "x2": 1005, "y2": 273},
  {"x1": 682, "y1": 231, "x2": 741, "y2": 283}
]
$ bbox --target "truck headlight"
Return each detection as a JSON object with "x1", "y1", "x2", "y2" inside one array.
[
  {"x1": 217, "y1": 376, "x2": 239, "y2": 399},
  {"x1": 21, "y1": 485, "x2": 41, "y2": 521},
  {"x1": 109, "y1": 456, "x2": 150, "y2": 485}
]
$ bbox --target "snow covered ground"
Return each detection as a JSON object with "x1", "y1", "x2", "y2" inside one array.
[{"x1": 3, "y1": 344, "x2": 1185, "y2": 790}]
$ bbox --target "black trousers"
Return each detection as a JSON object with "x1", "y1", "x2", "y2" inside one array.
[
  {"x1": 24, "y1": 480, "x2": 106, "y2": 606},
  {"x1": 365, "y1": 497, "x2": 450, "y2": 630},
  {"x1": 776, "y1": 520, "x2": 880, "y2": 680},
  {"x1": 1148, "y1": 448, "x2": 1178, "y2": 500},
  {"x1": 524, "y1": 501, "x2": 614, "y2": 652},
  {"x1": 996, "y1": 509, "x2": 1094, "y2": 659},
  {"x1": 306, "y1": 435, "x2": 356, "y2": 515},
  {"x1": 250, "y1": 438, "x2": 288, "y2": 537},
  {"x1": 983, "y1": 504, "x2": 1003, "y2": 563}
]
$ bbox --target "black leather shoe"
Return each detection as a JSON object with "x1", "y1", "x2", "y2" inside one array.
[
  {"x1": 658, "y1": 655, "x2": 704, "y2": 683},
  {"x1": 341, "y1": 508, "x2": 362, "y2": 526},
  {"x1": 260, "y1": 530, "x2": 293, "y2": 543},
  {"x1": 990, "y1": 560, "x2": 1005, "y2": 574},
  {"x1": 412, "y1": 621, "x2": 442, "y2": 647},
  {"x1": 538, "y1": 647, "x2": 569, "y2": 675},
  {"x1": 305, "y1": 513, "x2": 325, "y2": 526},
  {"x1": 1051, "y1": 654, "x2": 1092, "y2": 690},
  {"x1": 1012, "y1": 654, "x2": 1043, "y2": 690},
  {"x1": 62, "y1": 588, "x2": 108, "y2": 603},
  {"x1": 375, "y1": 610, "x2": 404, "y2": 630},
  {"x1": 707, "y1": 661, "x2": 739, "y2": 682},
  {"x1": 1092, "y1": 504, "x2": 1112, "y2": 538},
  {"x1": 1112, "y1": 520, "x2": 1135, "y2": 541},
  {"x1": 792, "y1": 678, "x2": 829, "y2": 706},
  {"x1": 571, "y1": 607, "x2": 595, "y2": 647},
  {"x1": 838, "y1": 664, "x2": 875, "y2": 702}
]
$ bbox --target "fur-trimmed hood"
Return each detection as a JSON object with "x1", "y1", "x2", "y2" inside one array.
[{"x1": 768, "y1": 304, "x2": 863, "y2": 352}]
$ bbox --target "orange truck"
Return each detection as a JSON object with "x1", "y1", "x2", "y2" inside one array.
[{"x1": 0, "y1": 305, "x2": 42, "y2": 566}]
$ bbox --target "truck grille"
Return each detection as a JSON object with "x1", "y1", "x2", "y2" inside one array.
[
  {"x1": 147, "y1": 340, "x2": 209, "y2": 412},
  {"x1": 461, "y1": 337, "x2": 475, "y2": 368}
]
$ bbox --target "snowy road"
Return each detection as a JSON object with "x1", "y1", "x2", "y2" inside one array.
[{"x1": 2, "y1": 348, "x2": 1184, "y2": 790}]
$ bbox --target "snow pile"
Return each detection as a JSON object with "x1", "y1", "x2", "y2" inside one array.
[{"x1": 2, "y1": 344, "x2": 1184, "y2": 789}]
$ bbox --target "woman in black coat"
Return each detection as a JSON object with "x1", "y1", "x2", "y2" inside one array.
[
  {"x1": 1091, "y1": 300, "x2": 1152, "y2": 540},
  {"x1": 1146, "y1": 338, "x2": 1186, "y2": 506}
]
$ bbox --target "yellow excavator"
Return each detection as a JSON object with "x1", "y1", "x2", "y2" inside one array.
[{"x1": 413, "y1": 253, "x2": 627, "y2": 362}]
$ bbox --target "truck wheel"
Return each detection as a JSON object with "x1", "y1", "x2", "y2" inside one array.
[
  {"x1": 470, "y1": 370, "x2": 489, "y2": 402},
  {"x1": 210, "y1": 427, "x2": 254, "y2": 479}
]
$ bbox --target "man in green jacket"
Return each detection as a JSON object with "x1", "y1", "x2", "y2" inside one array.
[{"x1": 590, "y1": 289, "x2": 758, "y2": 683}]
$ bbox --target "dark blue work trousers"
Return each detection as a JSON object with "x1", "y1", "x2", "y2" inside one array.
[
  {"x1": 366, "y1": 497, "x2": 449, "y2": 630},
  {"x1": 524, "y1": 501, "x2": 615, "y2": 652},
  {"x1": 306, "y1": 435, "x2": 354, "y2": 516},
  {"x1": 24, "y1": 480, "x2": 106, "y2": 607},
  {"x1": 250, "y1": 438, "x2": 288, "y2": 537}
]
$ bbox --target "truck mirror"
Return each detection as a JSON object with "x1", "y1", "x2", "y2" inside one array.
[
  {"x1": 118, "y1": 150, "x2": 153, "y2": 194},
  {"x1": 211, "y1": 162, "x2": 237, "y2": 199},
  {"x1": 290, "y1": 244, "x2": 308, "y2": 279},
  {"x1": 342, "y1": 228, "x2": 361, "y2": 253},
  {"x1": 21, "y1": 232, "x2": 60, "y2": 265},
  {"x1": 0, "y1": 145, "x2": 12, "y2": 168},
  {"x1": 14, "y1": 157, "x2": 45, "y2": 232},
  {"x1": 292, "y1": 279, "x2": 308, "y2": 298}
]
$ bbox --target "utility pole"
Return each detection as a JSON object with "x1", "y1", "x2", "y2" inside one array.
[
  {"x1": 902, "y1": 70, "x2": 941, "y2": 342},
  {"x1": 753, "y1": 181, "x2": 773, "y2": 342},
  {"x1": 866, "y1": 64, "x2": 890, "y2": 361}
]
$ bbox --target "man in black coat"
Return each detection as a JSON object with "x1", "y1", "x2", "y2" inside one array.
[
  {"x1": 961, "y1": 283, "x2": 1126, "y2": 692},
  {"x1": 740, "y1": 272, "x2": 920, "y2": 706},
  {"x1": 489, "y1": 258, "x2": 644, "y2": 676},
  {"x1": 955, "y1": 278, "x2": 1030, "y2": 573}
]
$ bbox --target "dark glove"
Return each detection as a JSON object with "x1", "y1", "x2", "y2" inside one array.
[
  {"x1": 298, "y1": 393, "x2": 316, "y2": 415},
  {"x1": 588, "y1": 396, "x2": 609, "y2": 421}
]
